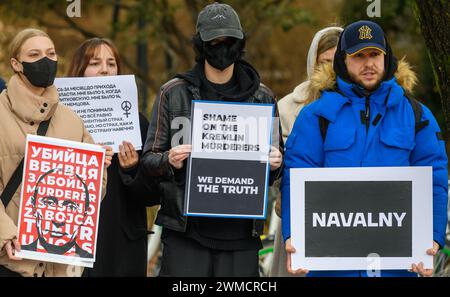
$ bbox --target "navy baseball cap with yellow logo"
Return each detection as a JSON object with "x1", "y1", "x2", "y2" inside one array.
[{"x1": 341, "y1": 20, "x2": 387, "y2": 56}]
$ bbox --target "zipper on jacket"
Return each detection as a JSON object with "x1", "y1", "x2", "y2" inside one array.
[
  {"x1": 252, "y1": 220, "x2": 259, "y2": 237},
  {"x1": 364, "y1": 96, "x2": 370, "y2": 133}
]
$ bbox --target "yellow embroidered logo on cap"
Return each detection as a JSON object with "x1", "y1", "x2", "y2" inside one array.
[{"x1": 359, "y1": 25, "x2": 373, "y2": 40}]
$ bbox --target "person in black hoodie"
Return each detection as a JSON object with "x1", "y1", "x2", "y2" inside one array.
[
  {"x1": 67, "y1": 38, "x2": 160, "y2": 276},
  {"x1": 140, "y1": 2, "x2": 283, "y2": 277}
]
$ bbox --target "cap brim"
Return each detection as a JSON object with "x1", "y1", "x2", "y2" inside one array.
[
  {"x1": 346, "y1": 43, "x2": 386, "y2": 56},
  {"x1": 199, "y1": 28, "x2": 244, "y2": 42}
]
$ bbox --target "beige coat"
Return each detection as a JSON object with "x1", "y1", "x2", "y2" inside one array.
[{"x1": 0, "y1": 74, "x2": 107, "y2": 277}]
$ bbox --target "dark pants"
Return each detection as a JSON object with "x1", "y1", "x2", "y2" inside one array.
[
  {"x1": 0, "y1": 265, "x2": 22, "y2": 277},
  {"x1": 159, "y1": 230, "x2": 260, "y2": 277}
]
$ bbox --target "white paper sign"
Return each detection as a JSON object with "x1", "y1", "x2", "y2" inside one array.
[
  {"x1": 290, "y1": 167, "x2": 433, "y2": 272},
  {"x1": 55, "y1": 75, "x2": 141, "y2": 152},
  {"x1": 185, "y1": 101, "x2": 274, "y2": 219},
  {"x1": 16, "y1": 135, "x2": 106, "y2": 268}
]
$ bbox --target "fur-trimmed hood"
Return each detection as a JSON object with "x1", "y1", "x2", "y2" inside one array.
[{"x1": 307, "y1": 58, "x2": 418, "y2": 100}]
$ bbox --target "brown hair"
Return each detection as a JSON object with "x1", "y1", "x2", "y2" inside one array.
[
  {"x1": 9, "y1": 28, "x2": 51, "y2": 71},
  {"x1": 67, "y1": 38, "x2": 121, "y2": 77},
  {"x1": 316, "y1": 29, "x2": 341, "y2": 63}
]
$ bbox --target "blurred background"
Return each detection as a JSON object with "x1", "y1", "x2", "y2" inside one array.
[
  {"x1": 0, "y1": 0, "x2": 445, "y2": 129},
  {"x1": 0, "y1": 0, "x2": 448, "y2": 277}
]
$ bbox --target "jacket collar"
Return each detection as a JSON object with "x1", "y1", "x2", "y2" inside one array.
[
  {"x1": 307, "y1": 59, "x2": 417, "y2": 121},
  {"x1": 6, "y1": 74, "x2": 59, "y2": 124},
  {"x1": 314, "y1": 76, "x2": 404, "y2": 123},
  {"x1": 336, "y1": 76, "x2": 404, "y2": 107}
]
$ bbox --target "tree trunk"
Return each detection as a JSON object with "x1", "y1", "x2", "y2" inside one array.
[
  {"x1": 110, "y1": 0, "x2": 121, "y2": 40},
  {"x1": 137, "y1": 12, "x2": 149, "y2": 114},
  {"x1": 413, "y1": 0, "x2": 450, "y2": 137}
]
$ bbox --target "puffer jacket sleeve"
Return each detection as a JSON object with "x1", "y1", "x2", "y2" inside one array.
[
  {"x1": 410, "y1": 104, "x2": 448, "y2": 248},
  {"x1": 281, "y1": 106, "x2": 324, "y2": 242}
]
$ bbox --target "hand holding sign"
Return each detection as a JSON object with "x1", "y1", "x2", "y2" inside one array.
[
  {"x1": 269, "y1": 146, "x2": 282, "y2": 171},
  {"x1": 118, "y1": 141, "x2": 139, "y2": 169},
  {"x1": 5, "y1": 238, "x2": 22, "y2": 261},
  {"x1": 410, "y1": 241, "x2": 439, "y2": 277},
  {"x1": 285, "y1": 239, "x2": 308, "y2": 276},
  {"x1": 103, "y1": 145, "x2": 114, "y2": 168},
  {"x1": 169, "y1": 145, "x2": 192, "y2": 169}
]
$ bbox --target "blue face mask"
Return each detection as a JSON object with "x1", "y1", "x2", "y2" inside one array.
[{"x1": 21, "y1": 56, "x2": 58, "y2": 88}]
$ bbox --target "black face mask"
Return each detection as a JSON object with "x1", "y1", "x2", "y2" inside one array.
[
  {"x1": 203, "y1": 38, "x2": 243, "y2": 71},
  {"x1": 21, "y1": 56, "x2": 58, "y2": 88}
]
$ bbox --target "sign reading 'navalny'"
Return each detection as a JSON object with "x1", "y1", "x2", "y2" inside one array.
[{"x1": 290, "y1": 167, "x2": 433, "y2": 271}]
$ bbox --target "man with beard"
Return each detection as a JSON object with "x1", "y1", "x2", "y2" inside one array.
[
  {"x1": 140, "y1": 2, "x2": 283, "y2": 276},
  {"x1": 282, "y1": 20, "x2": 448, "y2": 277},
  {"x1": 22, "y1": 168, "x2": 93, "y2": 259}
]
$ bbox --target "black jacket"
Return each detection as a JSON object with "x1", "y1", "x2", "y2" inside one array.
[
  {"x1": 140, "y1": 61, "x2": 283, "y2": 237},
  {"x1": 85, "y1": 113, "x2": 160, "y2": 277}
]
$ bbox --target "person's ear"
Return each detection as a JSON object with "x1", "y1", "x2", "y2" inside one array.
[{"x1": 10, "y1": 58, "x2": 23, "y2": 73}]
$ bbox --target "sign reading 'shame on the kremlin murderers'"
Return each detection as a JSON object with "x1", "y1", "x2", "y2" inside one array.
[
  {"x1": 185, "y1": 101, "x2": 275, "y2": 219},
  {"x1": 290, "y1": 167, "x2": 433, "y2": 271},
  {"x1": 55, "y1": 75, "x2": 142, "y2": 153},
  {"x1": 16, "y1": 135, "x2": 105, "y2": 268}
]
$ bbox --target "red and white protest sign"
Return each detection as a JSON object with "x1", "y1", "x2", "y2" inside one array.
[{"x1": 16, "y1": 135, "x2": 105, "y2": 267}]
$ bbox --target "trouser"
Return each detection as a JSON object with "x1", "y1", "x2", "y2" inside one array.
[
  {"x1": 0, "y1": 265, "x2": 22, "y2": 277},
  {"x1": 159, "y1": 230, "x2": 260, "y2": 277}
]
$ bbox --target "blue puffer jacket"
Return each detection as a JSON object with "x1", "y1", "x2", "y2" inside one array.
[{"x1": 281, "y1": 62, "x2": 448, "y2": 277}]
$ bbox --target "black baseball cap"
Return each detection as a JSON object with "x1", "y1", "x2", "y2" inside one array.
[
  {"x1": 341, "y1": 20, "x2": 387, "y2": 56},
  {"x1": 196, "y1": 2, "x2": 244, "y2": 42}
]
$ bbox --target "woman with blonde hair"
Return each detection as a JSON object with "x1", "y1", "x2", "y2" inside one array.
[
  {"x1": 0, "y1": 28, "x2": 112, "y2": 277},
  {"x1": 270, "y1": 26, "x2": 343, "y2": 277}
]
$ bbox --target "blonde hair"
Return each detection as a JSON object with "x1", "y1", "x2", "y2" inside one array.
[{"x1": 9, "y1": 28, "x2": 51, "y2": 63}]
